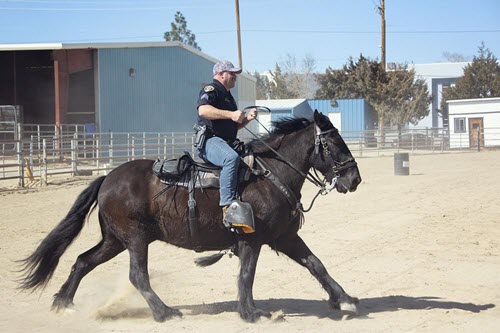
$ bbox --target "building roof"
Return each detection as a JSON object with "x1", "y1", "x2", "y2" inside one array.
[
  {"x1": 1, "y1": 41, "x2": 185, "y2": 50},
  {"x1": 256, "y1": 99, "x2": 306, "y2": 111},
  {"x1": 0, "y1": 41, "x2": 255, "y2": 81},
  {"x1": 0, "y1": 41, "x2": 219, "y2": 62},
  {"x1": 408, "y1": 62, "x2": 469, "y2": 78},
  {"x1": 447, "y1": 97, "x2": 500, "y2": 104}
]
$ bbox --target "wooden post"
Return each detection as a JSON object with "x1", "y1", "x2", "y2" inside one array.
[
  {"x1": 477, "y1": 128, "x2": 481, "y2": 152},
  {"x1": 380, "y1": 0, "x2": 386, "y2": 70},
  {"x1": 235, "y1": 0, "x2": 243, "y2": 69}
]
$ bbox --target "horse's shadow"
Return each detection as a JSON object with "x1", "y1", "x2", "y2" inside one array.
[
  {"x1": 179, "y1": 296, "x2": 494, "y2": 319},
  {"x1": 96, "y1": 296, "x2": 495, "y2": 321}
]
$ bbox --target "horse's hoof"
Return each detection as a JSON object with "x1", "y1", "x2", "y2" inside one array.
[
  {"x1": 329, "y1": 296, "x2": 359, "y2": 314},
  {"x1": 340, "y1": 301, "x2": 358, "y2": 315},
  {"x1": 153, "y1": 307, "x2": 183, "y2": 322},
  {"x1": 51, "y1": 297, "x2": 74, "y2": 312},
  {"x1": 239, "y1": 307, "x2": 271, "y2": 323}
]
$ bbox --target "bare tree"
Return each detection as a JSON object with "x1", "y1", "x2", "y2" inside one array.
[
  {"x1": 251, "y1": 54, "x2": 319, "y2": 99},
  {"x1": 442, "y1": 52, "x2": 472, "y2": 62},
  {"x1": 278, "y1": 53, "x2": 318, "y2": 98}
]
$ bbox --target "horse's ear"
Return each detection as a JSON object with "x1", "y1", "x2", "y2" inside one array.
[
  {"x1": 313, "y1": 109, "x2": 328, "y2": 126},
  {"x1": 313, "y1": 109, "x2": 321, "y2": 123}
]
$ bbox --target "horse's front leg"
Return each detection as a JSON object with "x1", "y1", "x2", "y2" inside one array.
[
  {"x1": 273, "y1": 234, "x2": 358, "y2": 314},
  {"x1": 237, "y1": 239, "x2": 271, "y2": 322}
]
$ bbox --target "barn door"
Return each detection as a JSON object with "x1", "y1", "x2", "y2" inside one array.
[{"x1": 469, "y1": 117, "x2": 484, "y2": 148}]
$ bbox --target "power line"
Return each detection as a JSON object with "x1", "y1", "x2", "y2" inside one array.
[
  {"x1": 3, "y1": 29, "x2": 498, "y2": 44},
  {"x1": 0, "y1": 6, "x2": 178, "y2": 10},
  {"x1": 0, "y1": 0, "x2": 179, "y2": 3},
  {"x1": 241, "y1": 29, "x2": 500, "y2": 34}
]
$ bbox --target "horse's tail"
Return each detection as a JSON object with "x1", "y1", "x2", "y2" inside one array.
[
  {"x1": 194, "y1": 252, "x2": 226, "y2": 267},
  {"x1": 17, "y1": 176, "x2": 106, "y2": 291},
  {"x1": 194, "y1": 244, "x2": 241, "y2": 267}
]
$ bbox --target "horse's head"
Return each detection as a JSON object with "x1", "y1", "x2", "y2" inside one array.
[{"x1": 310, "y1": 110, "x2": 361, "y2": 193}]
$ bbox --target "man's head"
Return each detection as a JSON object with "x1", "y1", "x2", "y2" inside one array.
[{"x1": 213, "y1": 60, "x2": 242, "y2": 90}]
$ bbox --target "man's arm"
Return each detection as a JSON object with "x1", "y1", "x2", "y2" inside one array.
[{"x1": 199, "y1": 105, "x2": 244, "y2": 123}]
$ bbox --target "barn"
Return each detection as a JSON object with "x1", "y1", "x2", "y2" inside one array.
[
  {"x1": 0, "y1": 42, "x2": 256, "y2": 135},
  {"x1": 448, "y1": 97, "x2": 500, "y2": 149}
]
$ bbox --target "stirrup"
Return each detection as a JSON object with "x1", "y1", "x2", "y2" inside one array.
[{"x1": 222, "y1": 201, "x2": 255, "y2": 234}]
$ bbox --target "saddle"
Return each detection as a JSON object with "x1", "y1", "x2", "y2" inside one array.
[
  {"x1": 152, "y1": 150, "x2": 258, "y2": 238},
  {"x1": 152, "y1": 150, "x2": 255, "y2": 188}
]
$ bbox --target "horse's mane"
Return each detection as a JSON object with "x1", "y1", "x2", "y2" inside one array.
[{"x1": 248, "y1": 117, "x2": 312, "y2": 152}]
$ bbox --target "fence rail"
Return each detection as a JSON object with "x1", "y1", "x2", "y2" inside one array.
[{"x1": 2, "y1": 127, "x2": 500, "y2": 187}]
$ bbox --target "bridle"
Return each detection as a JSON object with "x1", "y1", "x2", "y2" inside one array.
[
  {"x1": 312, "y1": 126, "x2": 358, "y2": 188},
  {"x1": 246, "y1": 121, "x2": 358, "y2": 213}
]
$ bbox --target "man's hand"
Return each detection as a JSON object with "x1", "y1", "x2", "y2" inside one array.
[
  {"x1": 246, "y1": 108, "x2": 258, "y2": 121},
  {"x1": 231, "y1": 110, "x2": 245, "y2": 123}
]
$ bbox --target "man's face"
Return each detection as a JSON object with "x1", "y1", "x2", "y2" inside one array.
[{"x1": 219, "y1": 71, "x2": 237, "y2": 89}]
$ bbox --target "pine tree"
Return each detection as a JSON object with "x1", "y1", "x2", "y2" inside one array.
[
  {"x1": 164, "y1": 12, "x2": 201, "y2": 51},
  {"x1": 269, "y1": 64, "x2": 298, "y2": 99},
  {"x1": 440, "y1": 43, "x2": 500, "y2": 122},
  {"x1": 316, "y1": 55, "x2": 431, "y2": 129},
  {"x1": 252, "y1": 71, "x2": 271, "y2": 100}
]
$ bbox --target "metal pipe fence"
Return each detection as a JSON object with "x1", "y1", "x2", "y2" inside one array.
[
  {"x1": 2, "y1": 127, "x2": 500, "y2": 187},
  {"x1": 1, "y1": 131, "x2": 195, "y2": 187}
]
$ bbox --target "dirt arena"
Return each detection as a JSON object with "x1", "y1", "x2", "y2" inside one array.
[{"x1": 1, "y1": 151, "x2": 499, "y2": 332}]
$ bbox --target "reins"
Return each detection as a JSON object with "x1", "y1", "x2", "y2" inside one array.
[
  {"x1": 243, "y1": 125, "x2": 324, "y2": 188},
  {"x1": 242, "y1": 121, "x2": 357, "y2": 213}
]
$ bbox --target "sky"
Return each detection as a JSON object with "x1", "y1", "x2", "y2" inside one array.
[{"x1": 1, "y1": 0, "x2": 499, "y2": 74}]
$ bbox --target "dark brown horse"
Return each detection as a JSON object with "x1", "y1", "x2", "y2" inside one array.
[{"x1": 19, "y1": 111, "x2": 361, "y2": 322}]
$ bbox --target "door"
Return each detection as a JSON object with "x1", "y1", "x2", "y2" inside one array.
[{"x1": 469, "y1": 117, "x2": 484, "y2": 148}]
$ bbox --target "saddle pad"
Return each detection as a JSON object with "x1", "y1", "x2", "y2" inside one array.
[{"x1": 160, "y1": 171, "x2": 219, "y2": 188}]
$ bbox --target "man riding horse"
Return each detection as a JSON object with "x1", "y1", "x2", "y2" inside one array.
[{"x1": 194, "y1": 60, "x2": 258, "y2": 233}]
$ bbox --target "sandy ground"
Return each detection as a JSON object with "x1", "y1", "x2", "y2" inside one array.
[{"x1": 1, "y1": 151, "x2": 499, "y2": 333}]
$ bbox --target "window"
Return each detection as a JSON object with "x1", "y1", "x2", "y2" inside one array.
[{"x1": 454, "y1": 117, "x2": 466, "y2": 133}]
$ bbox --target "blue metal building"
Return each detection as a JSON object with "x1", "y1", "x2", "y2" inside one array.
[
  {"x1": 308, "y1": 99, "x2": 377, "y2": 134},
  {"x1": 0, "y1": 42, "x2": 256, "y2": 133},
  {"x1": 97, "y1": 42, "x2": 256, "y2": 133},
  {"x1": 254, "y1": 99, "x2": 314, "y2": 134}
]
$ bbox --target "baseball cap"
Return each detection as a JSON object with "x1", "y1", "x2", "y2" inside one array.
[{"x1": 213, "y1": 60, "x2": 242, "y2": 76}]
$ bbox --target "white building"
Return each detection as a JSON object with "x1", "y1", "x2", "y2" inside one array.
[
  {"x1": 408, "y1": 62, "x2": 469, "y2": 129},
  {"x1": 448, "y1": 97, "x2": 500, "y2": 149}
]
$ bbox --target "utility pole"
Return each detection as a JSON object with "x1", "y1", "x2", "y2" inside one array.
[
  {"x1": 235, "y1": 0, "x2": 243, "y2": 69},
  {"x1": 379, "y1": 0, "x2": 386, "y2": 70},
  {"x1": 377, "y1": 0, "x2": 386, "y2": 146}
]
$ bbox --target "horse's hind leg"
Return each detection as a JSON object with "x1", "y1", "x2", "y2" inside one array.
[
  {"x1": 272, "y1": 234, "x2": 358, "y2": 314},
  {"x1": 52, "y1": 231, "x2": 125, "y2": 311},
  {"x1": 128, "y1": 240, "x2": 182, "y2": 322}
]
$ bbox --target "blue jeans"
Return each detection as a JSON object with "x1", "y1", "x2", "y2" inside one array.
[{"x1": 196, "y1": 136, "x2": 240, "y2": 206}]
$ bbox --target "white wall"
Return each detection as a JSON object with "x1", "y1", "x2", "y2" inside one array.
[
  {"x1": 448, "y1": 97, "x2": 500, "y2": 148},
  {"x1": 255, "y1": 113, "x2": 272, "y2": 135},
  {"x1": 328, "y1": 112, "x2": 342, "y2": 131}
]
